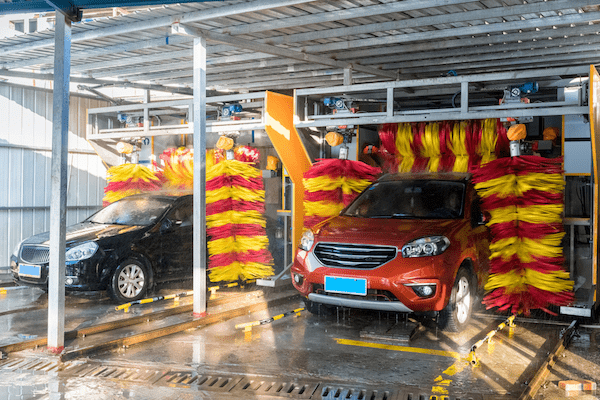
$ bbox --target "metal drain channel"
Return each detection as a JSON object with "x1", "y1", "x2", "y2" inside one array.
[{"x1": 0, "y1": 357, "x2": 497, "y2": 400}]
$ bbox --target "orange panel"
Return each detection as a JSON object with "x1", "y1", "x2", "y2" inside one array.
[
  {"x1": 265, "y1": 91, "x2": 313, "y2": 251},
  {"x1": 589, "y1": 65, "x2": 600, "y2": 300}
]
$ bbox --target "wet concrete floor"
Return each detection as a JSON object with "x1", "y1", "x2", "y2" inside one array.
[{"x1": 0, "y1": 284, "x2": 599, "y2": 399}]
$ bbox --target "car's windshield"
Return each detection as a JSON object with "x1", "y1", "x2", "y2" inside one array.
[
  {"x1": 343, "y1": 179, "x2": 465, "y2": 219},
  {"x1": 87, "y1": 197, "x2": 174, "y2": 226}
]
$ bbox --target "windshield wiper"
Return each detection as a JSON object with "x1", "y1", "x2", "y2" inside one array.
[{"x1": 391, "y1": 213, "x2": 412, "y2": 218}]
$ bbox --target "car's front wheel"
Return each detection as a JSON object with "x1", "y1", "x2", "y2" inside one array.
[
  {"x1": 108, "y1": 258, "x2": 149, "y2": 303},
  {"x1": 437, "y1": 268, "x2": 474, "y2": 332}
]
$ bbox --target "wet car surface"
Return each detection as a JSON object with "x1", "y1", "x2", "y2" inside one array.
[
  {"x1": 10, "y1": 194, "x2": 194, "y2": 303},
  {"x1": 292, "y1": 173, "x2": 490, "y2": 332}
]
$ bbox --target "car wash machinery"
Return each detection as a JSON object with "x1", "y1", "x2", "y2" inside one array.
[{"x1": 293, "y1": 65, "x2": 600, "y2": 319}]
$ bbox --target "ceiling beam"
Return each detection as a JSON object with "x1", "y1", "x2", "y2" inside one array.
[
  {"x1": 396, "y1": 49, "x2": 600, "y2": 76},
  {"x1": 0, "y1": 35, "x2": 193, "y2": 71},
  {"x1": 44, "y1": 0, "x2": 82, "y2": 22},
  {"x1": 66, "y1": 49, "x2": 193, "y2": 73},
  {"x1": 262, "y1": 0, "x2": 598, "y2": 48},
  {"x1": 0, "y1": 0, "x2": 230, "y2": 15},
  {"x1": 74, "y1": 7, "x2": 600, "y2": 81},
  {"x1": 0, "y1": 0, "x2": 481, "y2": 71},
  {"x1": 65, "y1": 14, "x2": 600, "y2": 84},
  {"x1": 171, "y1": 23, "x2": 398, "y2": 80},
  {"x1": 331, "y1": 23, "x2": 600, "y2": 61},
  {"x1": 11, "y1": 0, "x2": 597, "y2": 78},
  {"x1": 299, "y1": 10, "x2": 600, "y2": 54},
  {"x1": 216, "y1": 0, "x2": 484, "y2": 36},
  {"x1": 0, "y1": 69, "x2": 195, "y2": 95},
  {"x1": 0, "y1": 0, "x2": 317, "y2": 57},
  {"x1": 370, "y1": 38, "x2": 600, "y2": 69}
]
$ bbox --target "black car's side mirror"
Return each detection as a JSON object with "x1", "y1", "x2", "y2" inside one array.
[{"x1": 160, "y1": 219, "x2": 174, "y2": 233}]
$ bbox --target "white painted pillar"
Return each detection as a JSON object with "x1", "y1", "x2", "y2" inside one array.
[
  {"x1": 192, "y1": 36, "x2": 207, "y2": 317},
  {"x1": 48, "y1": 12, "x2": 71, "y2": 353}
]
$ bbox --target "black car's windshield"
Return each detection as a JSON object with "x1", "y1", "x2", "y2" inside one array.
[
  {"x1": 87, "y1": 197, "x2": 174, "y2": 226},
  {"x1": 343, "y1": 180, "x2": 465, "y2": 219}
]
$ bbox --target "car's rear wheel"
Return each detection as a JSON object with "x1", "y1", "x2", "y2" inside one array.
[
  {"x1": 437, "y1": 268, "x2": 473, "y2": 332},
  {"x1": 108, "y1": 258, "x2": 149, "y2": 303}
]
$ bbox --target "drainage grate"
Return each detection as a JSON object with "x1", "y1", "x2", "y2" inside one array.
[
  {"x1": 0, "y1": 357, "x2": 494, "y2": 400},
  {"x1": 155, "y1": 372, "x2": 242, "y2": 392},
  {"x1": 230, "y1": 377, "x2": 318, "y2": 398},
  {"x1": 319, "y1": 385, "x2": 392, "y2": 400}
]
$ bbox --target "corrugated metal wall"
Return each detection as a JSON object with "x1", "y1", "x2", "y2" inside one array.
[{"x1": 0, "y1": 83, "x2": 108, "y2": 268}]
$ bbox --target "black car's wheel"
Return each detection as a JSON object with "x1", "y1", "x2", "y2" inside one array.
[
  {"x1": 437, "y1": 268, "x2": 474, "y2": 332},
  {"x1": 108, "y1": 258, "x2": 149, "y2": 303},
  {"x1": 303, "y1": 298, "x2": 334, "y2": 316}
]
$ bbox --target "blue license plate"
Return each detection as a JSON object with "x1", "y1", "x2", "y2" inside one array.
[
  {"x1": 19, "y1": 264, "x2": 41, "y2": 278},
  {"x1": 324, "y1": 276, "x2": 367, "y2": 296}
]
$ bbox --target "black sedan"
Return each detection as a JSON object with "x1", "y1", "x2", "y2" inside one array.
[{"x1": 10, "y1": 194, "x2": 193, "y2": 303}]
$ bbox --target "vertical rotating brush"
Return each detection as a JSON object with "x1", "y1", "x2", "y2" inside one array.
[
  {"x1": 205, "y1": 136, "x2": 273, "y2": 282},
  {"x1": 472, "y1": 124, "x2": 574, "y2": 315}
]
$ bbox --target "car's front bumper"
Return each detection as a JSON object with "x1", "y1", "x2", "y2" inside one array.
[
  {"x1": 292, "y1": 247, "x2": 456, "y2": 312},
  {"x1": 307, "y1": 293, "x2": 413, "y2": 312},
  {"x1": 11, "y1": 255, "x2": 106, "y2": 292}
]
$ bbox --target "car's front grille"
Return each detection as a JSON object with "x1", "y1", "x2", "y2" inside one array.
[
  {"x1": 20, "y1": 245, "x2": 50, "y2": 264},
  {"x1": 313, "y1": 242, "x2": 397, "y2": 269}
]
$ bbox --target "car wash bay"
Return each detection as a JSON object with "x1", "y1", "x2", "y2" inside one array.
[
  {"x1": 2, "y1": 1, "x2": 600, "y2": 399},
  {"x1": 1, "y1": 283, "x2": 600, "y2": 400}
]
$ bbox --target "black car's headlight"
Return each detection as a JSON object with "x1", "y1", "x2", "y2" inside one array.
[
  {"x1": 12, "y1": 239, "x2": 26, "y2": 258},
  {"x1": 402, "y1": 236, "x2": 450, "y2": 258},
  {"x1": 299, "y1": 229, "x2": 314, "y2": 251},
  {"x1": 66, "y1": 242, "x2": 99, "y2": 262}
]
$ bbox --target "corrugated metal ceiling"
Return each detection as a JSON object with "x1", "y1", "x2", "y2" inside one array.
[{"x1": 0, "y1": 0, "x2": 599, "y2": 94}]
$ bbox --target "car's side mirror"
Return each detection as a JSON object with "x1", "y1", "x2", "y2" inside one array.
[
  {"x1": 160, "y1": 219, "x2": 173, "y2": 233},
  {"x1": 471, "y1": 199, "x2": 486, "y2": 227}
]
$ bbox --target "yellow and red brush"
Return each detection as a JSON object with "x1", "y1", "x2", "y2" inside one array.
[
  {"x1": 303, "y1": 158, "x2": 381, "y2": 228},
  {"x1": 205, "y1": 146, "x2": 274, "y2": 282},
  {"x1": 103, "y1": 163, "x2": 162, "y2": 206},
  {"x1": 472, "y1": 155, "x2": 574, "y2": 315},
  {"x1": 160, "y1": 147, "x2": 194, "y2": 190}
]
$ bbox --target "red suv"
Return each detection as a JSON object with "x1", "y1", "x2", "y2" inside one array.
[{"x1": 291, "y1": 173, "x2": 490, "y2": 331}]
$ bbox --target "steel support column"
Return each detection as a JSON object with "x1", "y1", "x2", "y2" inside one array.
[
  {"x1": 48, "y1": 12, "x2": 71, "y2": 353},
  {"x1": 192, "y1": 36, "x2": 207, "y2": 317}
]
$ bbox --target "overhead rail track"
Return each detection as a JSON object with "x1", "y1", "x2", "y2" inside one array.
[
  {"x1": 87, "y1": 91, "x2": 269, "y2": 141},
  {"x1": 294, "y1": 67, "x2": 590, "y2": 127}
]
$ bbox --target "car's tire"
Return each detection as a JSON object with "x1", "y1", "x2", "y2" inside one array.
[
  {"x1": 437, "y1": 268, "x2": 474, "y2": 332},
  {"x1": 108, "y1": 258, "x2": 149, "y2": 303},
  {"x1": 303, "y1": 298, "x2": 334, "y2": 316}
]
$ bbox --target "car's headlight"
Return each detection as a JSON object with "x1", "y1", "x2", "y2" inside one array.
[
  {"x1": 12, "y1": 239, "x2": 26, "y2": 257},
  {"x1": 66, "y1": 242, "x2": 99, "y2": 262},
  {"x1": 299, "y1": 229, "x2": 314, "y2": 251},
  {"x1": 402, "y1": 236, "x2": 450, "y2": 258}
]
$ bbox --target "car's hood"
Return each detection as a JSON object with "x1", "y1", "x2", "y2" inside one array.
[
  {"x1": 22, "y1": 222, "x2": 148, "y2": 247},
  {"x1": 313, "y1": 215, "x2": 464, "y2": 246}
]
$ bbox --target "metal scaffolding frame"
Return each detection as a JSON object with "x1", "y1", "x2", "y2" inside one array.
[{"x1": 3, "y1": 0, "x2": 600, "y2": 351}]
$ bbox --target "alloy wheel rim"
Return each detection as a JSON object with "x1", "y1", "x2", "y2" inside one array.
[
  {"x1": 118, "y1": 264, "x2": 145, "y2": 298},
  {"x1": 455, "y1": 276, "x2": 471, "y2": 324}
]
